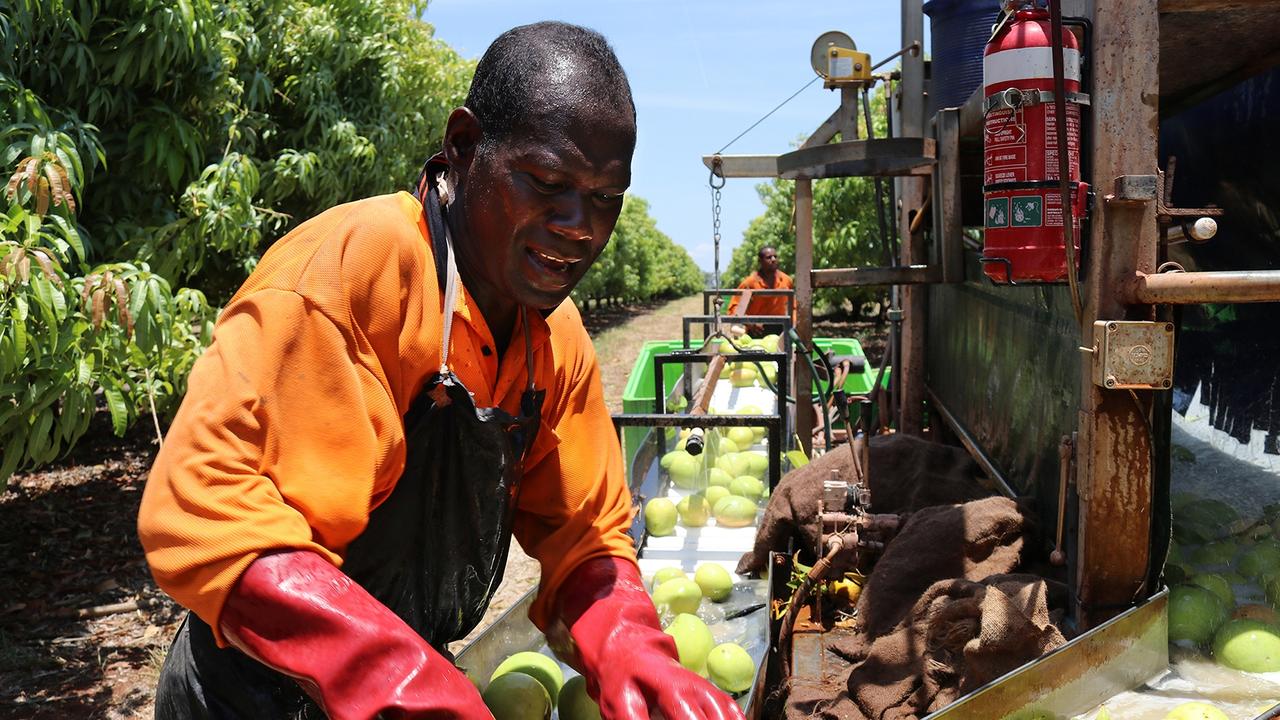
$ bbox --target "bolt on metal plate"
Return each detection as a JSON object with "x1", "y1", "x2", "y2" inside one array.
[{"x1": 1090, "y1": 320, "x2": 1175, "y2": 390}]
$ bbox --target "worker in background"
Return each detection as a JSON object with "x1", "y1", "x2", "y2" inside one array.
[
  {"x1": 727, "y1": 245, "x2": 794, "y2": 337},
  {"x1": 139, "y1": 21, "x2": 742, "y2": 720}
]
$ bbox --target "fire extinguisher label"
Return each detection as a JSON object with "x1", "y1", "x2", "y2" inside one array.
[
  {"x1": 1043, "y1": 103, "x2": 1082, "y2": 179},
  {"x1": 984, "y1": 102, "x2": 1028, "y2": 185},
  {"x1": 1011, "y1": 196, "x2": 1043, "y2": 227},
  {"x1": 1044, "y1": 192, "x2": 1080, "y2": 229},
  {"x1": 985, "y1": 198, "x2": 1009, "y2": 228}
]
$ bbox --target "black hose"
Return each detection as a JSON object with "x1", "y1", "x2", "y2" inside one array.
[
  {"x1": 1049, "y1": 0, "x2": 1083, "y2": 321},
  {"x1": 788, "y1": 329, "x2": 836, "y2": 451}
]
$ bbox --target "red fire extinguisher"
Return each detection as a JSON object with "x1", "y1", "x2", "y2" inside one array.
[{"x1": 981, "y1": 3, "x2": 1089, "y2": 284}]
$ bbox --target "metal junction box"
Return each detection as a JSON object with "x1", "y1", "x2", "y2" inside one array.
[{"x1": 1090, "y1": 321, "x2": 1175, "y2": 390}]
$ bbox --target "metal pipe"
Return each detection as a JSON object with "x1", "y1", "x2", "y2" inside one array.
[
  {"x1": 925, "y1": 387, "x2": 1018, "y2": 499},
  {"x1": 1123, "y1": 270, "x2": 1280, "y2": 304},
  {"x1": 890, "y1": 287, "x2": 901, "y2": 431},
  {"x1": 871, "y1": 40, "x2": 921, "y2": 72}
]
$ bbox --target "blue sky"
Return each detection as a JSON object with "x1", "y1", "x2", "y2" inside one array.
[{"x1": 422, "y1": 1, "x2": 912, "y2": 273}]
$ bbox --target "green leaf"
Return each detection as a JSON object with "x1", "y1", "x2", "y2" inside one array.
[
  {"x1": 45, "y1": 214, "x2": 85, "y2": 262},
  {"x1": 31, "y1": 275, "x2": 59, "y2": 349},
  {"x1": 103, "y1": 385, "x2": 128, "y2": 436},
  {"x1": 0, "y1": 431, "x2": 24, "y2": 487},
  {"x1": 27, "y1": 406, "x2": 53, "y2": 464},
  {"x1": 0, "y1": 334, "x2": 11, "y2": 378},
  {"x1": 54, "y1": 147, "x2": 80, "y2": 191},
  {"x1": 166, "y1": 151, "x2": 183, "y2": 190},
  {"x1": 77, "y1": 354, "x2": 94, "y2": 385},
  {"x1": 61, "y1": 389, "x2": 82, "y2": 443},
  {"x1": 10, "y1": 305, "x2": 27, "y2": 358},
  {"x1": 786, "y1": 448, "x2": 810, "y2": 469}
]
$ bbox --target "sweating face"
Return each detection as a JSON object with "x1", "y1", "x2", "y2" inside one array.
[
  {"x1": 449, "y1": 96, "x2": 635, "y2": 318},
  {"x1": 758, "y1": 248, "x2": 779, "y2": 274}
]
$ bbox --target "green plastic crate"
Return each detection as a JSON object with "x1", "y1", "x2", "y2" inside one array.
[
  {"x1": 617, "y1": 337, "x2": 889, "y2": 477},
  {"x1": 621, "y1": 340, "x2": 689, "y2": 415}
]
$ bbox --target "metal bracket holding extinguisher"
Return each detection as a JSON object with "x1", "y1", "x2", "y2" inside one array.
[{"x1": 983, "y1": 88, "x2": 1091, "y2": 115}]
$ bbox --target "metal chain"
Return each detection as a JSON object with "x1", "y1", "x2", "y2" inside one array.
[{"x1": 710, "y1": 155, "x2": 726, "y2": 332}]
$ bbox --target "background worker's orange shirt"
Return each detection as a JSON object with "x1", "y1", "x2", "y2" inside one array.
[
  {"x1": 726, "y1": 270, "x2": 794, "y2": 320},
  {"x1": 137, "y1": 192, "x2": 636, "y2": 644}
]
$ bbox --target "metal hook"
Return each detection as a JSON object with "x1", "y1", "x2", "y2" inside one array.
[{"x1": 709, "y1": 154, "x2": 726, "y2": 190}]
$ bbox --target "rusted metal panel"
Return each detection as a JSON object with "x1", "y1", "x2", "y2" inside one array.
[
  {"x1": 796, "y1": 179, "x2": 815, "y2": 457},
  {"x1": 1076, "y1": 0, "x2": 1161, "y2": 629},
  {"x1": 1161, "y1": 0, "x2": 1265, "y2": 10},
  {"x1": 925, "y1": 387, "x2": 1018, "y2": 499},
  {"x1": 926, "y1": 252, "x2": 1082, "y2": 513},
  {"x1": 776, "y1": 138, "x2": 936, "y2": 180},
  {"x1": 958, "y1": 85, "x2": 985, "y2": 140},
  {"x1": 811, "y1": 265, "x2": 938, "y2": 287},
  {"x1": 1159, "y1": 2, "x2": 1280, "y2": 110},
  {"x1": 925, "y1": 590, "x2": 1168, "y2": 720},
  {"x1": 1121, "y1": 269, "x2": 1280, "y2": 304}
]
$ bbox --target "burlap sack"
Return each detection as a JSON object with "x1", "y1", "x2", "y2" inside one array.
[{"x1": 737, "y1": 434, "x2": 989, "y2": 576}]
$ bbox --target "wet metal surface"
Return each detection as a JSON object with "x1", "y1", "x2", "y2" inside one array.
[
  {"x1": 926, "y1": 251, "x2": 1082, "y2": 526},
  {"x1": 926, "y1": 386, "x2": 1018, "y2": 499},
  {"x1": 925, "y1": 590, "x2": 1168, "y2": 720}
]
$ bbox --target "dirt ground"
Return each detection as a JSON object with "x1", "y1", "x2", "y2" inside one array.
[{"x1": 0, "y1": 297, "x2": 884, "y2": 718}]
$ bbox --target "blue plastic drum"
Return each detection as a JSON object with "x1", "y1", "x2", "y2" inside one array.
[{"x1": 923, "y1": 0, "x2": 999, "y2": 114}]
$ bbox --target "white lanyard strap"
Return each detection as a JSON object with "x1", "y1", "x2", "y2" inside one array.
[{"x1": 439, "y1": 223, "x2": 460, "y2": 373}]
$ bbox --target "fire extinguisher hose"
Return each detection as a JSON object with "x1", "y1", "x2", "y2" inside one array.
[{"x1": 1049, "y1": 0, "x2": 1083, "y2": 323}]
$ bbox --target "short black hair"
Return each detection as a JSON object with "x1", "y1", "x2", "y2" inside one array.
[
  {"x1": 758, "y1": 246, "x2": 777, "y2": 259},
  {"x1": 466, "y1": 21, "x2": 635, "y2": 144}
]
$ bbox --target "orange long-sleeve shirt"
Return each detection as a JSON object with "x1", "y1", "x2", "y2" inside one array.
[
  {"x1": 138, "y1": 192, "x2": 636, "y2": 644},
  {"x1": 726, "y1": 270, "x2": 794, "y2": 319}
]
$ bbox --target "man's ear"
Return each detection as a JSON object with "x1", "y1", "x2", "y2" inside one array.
[{"x1": 443, "y1": 107, "x2": 482, "y2": 174}]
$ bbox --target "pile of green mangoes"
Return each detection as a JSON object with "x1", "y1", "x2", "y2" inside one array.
[
  {"x1": 646, "y1": 413, "x2": 774, "y2": 536},
  {"x1": 648, "y1": 564, "x2": 757, "y2": 695},
  {"x1": 1165, "y1": 494, "x2": 1280, "y2": 674},
  {"x1": 478, "y1": 651, "x2": 598, "y2": 720},
  {"x1": 714, "y1": 337, "x2": 781, "y2": 388}
]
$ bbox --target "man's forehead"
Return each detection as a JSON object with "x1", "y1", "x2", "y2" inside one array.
[
  {"x1": 491, "y1": 122, "x2": 632, "y2": 182},
  {"x1": 500, "y1": 100, "x2": 633, "y2": 151}
]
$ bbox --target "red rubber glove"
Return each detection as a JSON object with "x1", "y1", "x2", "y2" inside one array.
[
  {"x1": 220, "y1": 550, "x2": 492, "y2": 720},
  {"x1": 551, "y1": 556, "x2": 745, "y2": 720}
]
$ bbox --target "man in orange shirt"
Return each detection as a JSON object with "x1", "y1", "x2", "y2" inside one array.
[
  {"x1": 727, "y1": 246, "x2": 794, "y2": 336},
  {"x1": 139, "y1": 22, "x2": 742, "y2": 720}
]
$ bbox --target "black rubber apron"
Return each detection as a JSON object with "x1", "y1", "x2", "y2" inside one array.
[{"x1": 154, "y1": 176, "x2": 543, "y2": 719}]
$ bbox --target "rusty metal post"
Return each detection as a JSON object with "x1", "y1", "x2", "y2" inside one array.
[
  {"x1": 896, "y1": 0, "x2": 927, "y2": 435},
  {"x1": 796, "y1": 179, "x2": 815, "y2": 457},
  {"x1": 1075, "y1": 0, "x2": 1159, "y2": 629},
  {"x1": 934, "y1": 109, "x2": 964, "y2": 283},
  {"x1": 898, "y1": 186, "x2": 928, "y2": 436}
]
